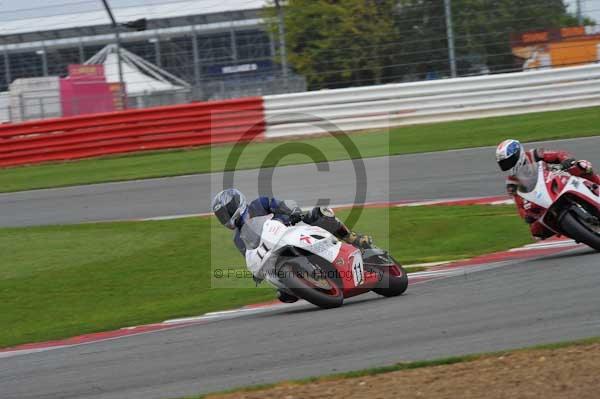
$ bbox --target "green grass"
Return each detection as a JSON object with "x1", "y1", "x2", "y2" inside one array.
[
  {"x1": 0, "y1": 205, "x2": 532, "y2": 348},
  {"x1": 192, "y1": 336, "x2": 600, "y2": 398},
  {"x1": 1, "y1": 106, "x2": 599, "y2": 193}
]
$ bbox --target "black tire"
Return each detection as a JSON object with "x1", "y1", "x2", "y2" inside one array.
[
  {"x1": 372, "y1": 264, "x2": 408, "y2": 297},
  {"x1": 278, "y1": 260, "x2": 344, "y2": 309},
  {"x1": 559, "y1": 211, "x2": 600, "y2": 251}
]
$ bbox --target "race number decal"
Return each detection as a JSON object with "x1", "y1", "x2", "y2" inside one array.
[{"x1": 351, "y1": 252, "x2": 365, "y2": 287}]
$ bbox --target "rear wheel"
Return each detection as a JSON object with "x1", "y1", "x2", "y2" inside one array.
[
  {"x1": 372, "y1": 263, "x2": 408, "y2": 297},
  {"x1": 559, "y1": 210, "x2": 600, "y2": 251},
  {"x1": 277, "y1": 260, "x2": 344, "y2": 309},
  {"x1": 364, "y1": 253, "x2": 408, "y2": 297}
]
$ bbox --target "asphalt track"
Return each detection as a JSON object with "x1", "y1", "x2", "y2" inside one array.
[
  {"x1": 1, "y1": 136, "x2": 600, "y2": 399},
  {"x1": 2, "y1": 136, "x2": 600, "y2": 227},
  {"x1": 1, "y1": 246, "x2": 599, "y2": 399}
]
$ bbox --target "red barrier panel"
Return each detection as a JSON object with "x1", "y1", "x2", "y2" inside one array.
[{"x1": 0, "y1": 97, "x2": 265, "y2": 168}]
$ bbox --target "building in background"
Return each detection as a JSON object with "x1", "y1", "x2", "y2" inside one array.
[{"x1": 0, "y1": 0, "x2": 306, "y2": 108}]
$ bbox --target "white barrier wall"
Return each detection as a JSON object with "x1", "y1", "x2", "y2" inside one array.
[
  {"x1": 0, "y1": 92, "x2": 9, "y2": 123},
  {"x1": 9, "y1": 77, "x2": 62, "y2": 123},
  {"x1": 263, "y1": 64, "x2": 600, "y2": 138}
]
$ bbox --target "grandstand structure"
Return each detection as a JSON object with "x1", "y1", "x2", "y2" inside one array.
[{"x1": 0, "y1": 0, "x2": 305, "y2": 102}]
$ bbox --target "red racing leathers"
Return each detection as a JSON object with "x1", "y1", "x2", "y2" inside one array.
[{"x1": 506, "y1": 148, "x2": 600, "y2": 239}]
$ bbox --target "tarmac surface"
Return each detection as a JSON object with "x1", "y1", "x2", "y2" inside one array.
[
  {"x1": 1, "y1": 136, "x2": 600, "y2": 399},
  {"x1": 3, "y1": 137, "x2": 600, "y2": 227},
  {"x1": 1, "y1": 247, "x2": 599, "y2": 399}
]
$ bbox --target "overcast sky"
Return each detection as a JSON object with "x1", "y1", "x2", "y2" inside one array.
[
  {"x1": 565, "y1": 0, "x2": 600, "y2": 22},
  {"x1": 0, "y1": 0, "x2": 598, "y2": 24},
  {"x1": 0, "y1": 0, "x2": 170, "y2": 21}
]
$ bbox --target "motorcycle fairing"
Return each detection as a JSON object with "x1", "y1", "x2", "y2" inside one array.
[
  {"x1": 245, "y1": 219, "x2": 343, "y2": 279},
  {"x1": 518, "y1": 161, "x2": 600, "y2": 232}
]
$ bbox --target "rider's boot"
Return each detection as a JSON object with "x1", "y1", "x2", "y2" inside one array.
[
  {"x1": 277, "y1": 290, "x2": 299, "y2": 304},
  {"x1": 530, "y1": 221, "x2": 554, "y2": 241},
  {"x1": 305, "y1": 207, "x2": 373, "y2": 249},
  {"x1": 343, "y1": 231, "x2": 373, "y2": 249}
]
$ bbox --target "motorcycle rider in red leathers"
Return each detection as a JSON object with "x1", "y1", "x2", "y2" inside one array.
[{"x1": 496, "y1": 139, "x2": 600, "y2": 240}]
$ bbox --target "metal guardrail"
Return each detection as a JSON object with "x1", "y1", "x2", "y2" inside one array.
[{"x1": 262, "y1": 64, "x2": 600, "y2": 138}]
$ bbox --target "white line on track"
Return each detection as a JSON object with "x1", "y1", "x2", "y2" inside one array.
[
  {"x1": 140, "y1": 196, "x2": 514, "y2": 222},
  {"x1": 510, "y1": 239, "x2": 577, "y2": 251}
]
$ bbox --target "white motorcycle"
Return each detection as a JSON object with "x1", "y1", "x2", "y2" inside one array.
[{"x1": 241, "y1": 214, "x2": 408, "y2": 309}]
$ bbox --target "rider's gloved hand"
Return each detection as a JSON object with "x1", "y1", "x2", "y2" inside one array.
[
  {"x1": 560, "y1": 158, "x2": 577, "y2": 170},
  {"x1": 575, "y1": 160, "x2": 593, "y2": 174},
  {"x1": 289, "y1": 207, "x2": 305, "y2": 225}
]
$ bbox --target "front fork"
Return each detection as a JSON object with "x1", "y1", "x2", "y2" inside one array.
[{"x1": 547, "y1": 197, "x2": 600, "y2": 234}]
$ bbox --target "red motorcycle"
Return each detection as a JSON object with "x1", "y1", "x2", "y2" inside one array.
[{"x1": 517, "y1": 161, "x2": 600, "y2": 250}]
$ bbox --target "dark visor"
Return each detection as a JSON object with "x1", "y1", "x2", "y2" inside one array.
[
  {"x1": 498, "y1": 152, "x2": 519, "y2": 171},
  {"x1": 214, "y1": 205, "x2": 231, "y2": 225}
]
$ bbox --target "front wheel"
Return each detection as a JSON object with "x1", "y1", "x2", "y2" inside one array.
[
  {"x1": 559, "y1": 211, "x2": 600, "y2": 251},
  {"x1": 277, "y1": 259, "x2": 344, "y2": 309}
]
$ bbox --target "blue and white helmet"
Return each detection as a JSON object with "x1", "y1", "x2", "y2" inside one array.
[
  {"x1": 211, "y1": 188, "x2": 247, "y2": 230},
  {"x1": 496, "y1": 139, "x2": 526, "y2": 174}
]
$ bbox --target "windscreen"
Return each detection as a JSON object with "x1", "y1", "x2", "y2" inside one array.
[
  {"x1": 516, "y1": 160, "x2": 540, "y2": 193},
  {"x1": 239, "y1": 215, "x2": 273, "y2": 250}
]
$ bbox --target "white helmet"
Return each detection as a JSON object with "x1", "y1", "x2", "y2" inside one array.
[{"x1": 496, "y1": 139, "x2": 527, "y2": 175}]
